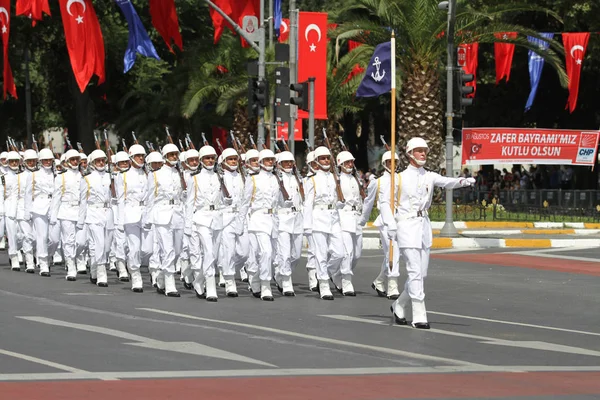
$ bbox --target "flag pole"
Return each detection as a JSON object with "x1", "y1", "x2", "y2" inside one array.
[{"x1": 389, "y1": 31, "x2": 396, "y2": 271}]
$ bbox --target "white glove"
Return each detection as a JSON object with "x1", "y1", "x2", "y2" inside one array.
[
  {"x1": 461, "y1": 177, "x2": 476, "y2": 187},
  {"x1": 336, "y1": 201, "x2": 345, "y2": 209},
  {"x1": 184, "y1": 228, "x2": 192, "y2": 237},
  {"x1": 116, "y1": 225, "x2": 124, "y2": 232},
  {"x1": 76, "y1": 223, "x2": 84, "y2": 230},
  {"x1": 387, "y1": 229, "x2": 396, "y2": 241},
  {"x1": 283, "y1": 200, "x2": 294, "y2": 208},
  {"x1": 304, "y1": 228, "x2": 312, "y2": 236},
  {"x1": 223, "y1": 197, "x2": 233, "y2": 206}
]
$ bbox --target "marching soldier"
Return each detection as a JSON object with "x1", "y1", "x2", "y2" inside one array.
[
  {"x1": 241, "y1": 148, "x2": 260, "y2": 293},
  {"x1": 144, "y1": 144, "x2": 185, "y2": 297},
  {"x1": 144, "y1": 151, "x2": 165, "y2": 286},
  {"x1": 31, "y1": 148, "x2": 56, "y2": 276},
  {"x1": 112, "y1": 151, "x2": 131, "y2": 282},
  {"x1": 303, "y1": 151, "x2": 318, "y2": 291},
  {"x1": 178, "y1": 150, "x2": 196, "y2": 290},
  {"x1": 384, "y1": 137, "x2": 475, "y2": 329},
  {"x1": 274, "y1": 151, "x2": 303, "y2": 297},
  {"x1": 0, "y1": 151, "x2": 7, "y2": 250},
  {"x1": 20, "y1": 149, "x2": 38, "y2": 272},
  {"x1": 4, "y1": 151, "x2": 27, "y2": 270}
]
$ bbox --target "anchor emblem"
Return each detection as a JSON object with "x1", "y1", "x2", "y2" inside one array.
[{"x1": 371, "y1": 57, "x2": 386, "y2": 82}]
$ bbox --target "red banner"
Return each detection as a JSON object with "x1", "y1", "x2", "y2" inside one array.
[
  {"x1": 494, "y1": 32, "x2": 516, "y2": 84},
  {"x1": 297, "y1": 12, "x2": 327, "y2": 120},
  {"x1": 1, "y1": 0, "x2": 17, "y2": 99},
  {"x1": 277, "y1": 118, "x2": 303, "y2": 141},
  {"x1": 149, "y1": 0, "x2": 183, "y2": 52},
  {"x1": 16, "y1": 0, "x2": 51, "y2": 26},
  {"x1": 462, "y1": 127, "x2": 600, "y2": 166},
  {"x1": 562, "y1": 32, "x2": 590, "y2": 113},
  {"x1": 278, "y1": 18, "x2": 289, "y2": 42},
  {"x1": 459, "y1": 42, "x2": 478, "y2": 97}
]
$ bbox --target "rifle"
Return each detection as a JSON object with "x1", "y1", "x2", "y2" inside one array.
[
  {"x1": 94, "y1": 133, "x2": 102, "y2": 150},
  {"x1": 76, "y1": 142, "x2": 84, "y2": 153},
  {"x1": 186, "y1": 133, "x2": 196, "y2": 150},
  {"x1": 338, "y1": 136, "x2": 366, "y2": 200},
  {"x1": 279, "y1": 137, "x2": 305, "y2": 202},
  {"x1": 304, "y1": 138, "x2": 314, "y2": 152},
  {"x1": 229, "y1": 132, "x2": 246, "y2": 183},
  {"x1": 19, "y1": 141, "x2": 25, "y2": 152},
  {"x1": 201, "y1": 132, "x2": 230, "y2": 199},
  {"x1": 104, "y1": 129, "x2": 117, "y2": 198},
  {"x1": 259, "y1": 141, "x2": 290, "y2": 201},
  {"x1": 248, "y1": 133, "x2": 258, "y2": 150},
  {"x1": 63, "y1": 129, "x2": 73, "y2": 150},
  {"x1": 179, "y1": 138, "x2": 187, "y2": 152},
  {"x1": 322, "y1": 128, "x2": 345, "y2": 202},
  {"x1": 233, "y1": 132, "x2": 247, "y2": 154},
  {"x1": 32, "y1": 135, "x2": 39, "y2": 152},
  {"x1": 122, "y1": 138, "x2": 129, "y2": 153},
  {"x1": 165, "y1": 126, "x2": 187, "y2": 191},
  {"x1": 380, "y1": 135, "x2": 390, "y2": 151},
  {"x1": 146, "y1": 141, "x2": 154, "y2": 152},
  {"x1": 48, "y1": 138, "x2": 59, "y2": 159},
  {"x1": 9, "y1": 137, "x2": 19, "y2": 152},
  {"x1": 131, "y1": 131, "x2": 139, "y2": 145},
  {"x1": 215, "y1": 138, "x2": 225, "y2": 154}
]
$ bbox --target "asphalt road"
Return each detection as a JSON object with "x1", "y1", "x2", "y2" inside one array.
[{"x1": 1, "y1": 245, "x2": 599, "y2": 399}]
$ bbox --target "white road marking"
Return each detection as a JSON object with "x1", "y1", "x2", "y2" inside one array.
[
  {"x1": 1, "y1": 365, "x2": 600, "y2": 381},
  {"x1": 322, "y1": 315, "x2": 600, "y2": 358},
  {"x1": 428, "y1": 311, "x2": 600, "y2": 337},
  {"x1": 506, "y1": 250, "x2": 600, "y2": 263},
  {"x1": 138, "y1": 308, "x2": 481, "y2": 367},
  {"x1": 430, "y1": 248, "x2": 488, "y2": 254},
  {"x1": 63, "y1": 293, "x2": 114, "y2": 296},
  {"x1": 0, "y1": 348, "x2": 88, "y2": 373},
  {"x1": 18, "y1": 316, "x2": 274, "y2": 367}
]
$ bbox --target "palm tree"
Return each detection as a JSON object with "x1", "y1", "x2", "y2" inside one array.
[{"x1": 334, "y1": 0, "x2": 568, "y2": 164}]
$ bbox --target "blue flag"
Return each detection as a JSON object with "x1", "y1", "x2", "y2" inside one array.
[
  {"x1": 525, "y1": 33, "x2": 553, "y2": 111},
  {"x1": 274, "y1": 0, "x2": 282, "y2": 38},
  {"x1": 356, "y1": 42, "x2": 392, "y2": 98},
  {"x1": 115, "y1": 0, "x2": 161, "y2": 73}
]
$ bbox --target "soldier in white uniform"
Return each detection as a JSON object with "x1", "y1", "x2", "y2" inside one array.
[
  {"x1": 144, "y1": 151, "x2": 165, "y2": 286},
  {"x1": 219, "y1": 147, "x2": 248, "y2": 297},
  {"x1": 0, "y1": 151, "x2": 7, "y2": 250},
  {"x1": 178, "y1": 150, "x2": 197, "y2": 290},
  {"x1": 4, "y1": 151, "x2": 27, "y2": 270},
  {"x1": 384, "y1": 138, "x2": 475, "y2": 329},
  {"x1": 144, "y1": 143, "x2": 185, "y2": 297},
  {"x1": 20, "y1": 150, "x2": 37, "y2": 272},
  {"x1": 303, "y1": 146, "x2": 345, "y2": 300},
  {"x1": 332, "y1": 150, "x2": 363, "y2": 296},
  {"x1": 115, "y1": 145, "x2": 148, "y2": 292},
  {"x1": 112, "y1": 151, "x2": 131, "y2": 282},
  {"x1": 78, "y1": 150, "x2": 114, "y2": 287},
  {"x1": 185, "y1": 145, "x2": 229, "y2": 302},
  {"x1": 274, "y1": 151, "x2": 303, "y2": 297},
  {"x1": 239, "y1": 149, "x2": 281, "y2": 301},
  {"x1": 360, "y1": 151, "x2": 402, "y2": 299},
  {"x1": 303, "y1": 151, "x2": 318, "y2": 291},
  {"x1": 241, "y1": 149, "x2": 260, "y2": 293},
  {"x1": 31, "y1": 148, "x2": 56, "y2": 276}
]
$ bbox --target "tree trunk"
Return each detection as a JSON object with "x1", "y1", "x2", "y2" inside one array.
[
  {"x1": 68, "y1": 71, "x2": 96, "y2": 153},
  {"x1": 232, "y1": 102, "x2": 256, "y2": 151}
]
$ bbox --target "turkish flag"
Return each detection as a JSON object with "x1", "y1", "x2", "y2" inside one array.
[
  {"x1": 0, "y1": 0, "x2": 17, "y2": 99},
  {"x1": 236, "y1": 0, "x2": 259, "y2": 48},
  {"x1": 459, "y1": 42, "x2": 478, "y2": 98},
  {"x1": 342, "y1": 63, "x2": 365, "y2": 85},
  {"x1": 58, "y1": 0, "x2": 105, "y2": 93},
  {"x1": 16, "y1": 0, "x2": 50, "y2": 26},
  {"x1": 494, "y1": 32, "x2": 516, "y2": 84},
  {"x1": 149, "y1": 0, "x2": 182, "y2": 52},
  {"x1": 209, "y1": 0, "x2": 234, "y2": 44},
  {"x1": 277, "y1": 118, "x2": 303, "y2": 141},
  {"x1": 562, "y1": 32, "x2": 590, "y2": 113},
  {"x1": 297, "y1": 12, "x2": 328, "y2": 119},
  {"x1": 279, "y1": 18, "x2": 290, "y2": 42}
]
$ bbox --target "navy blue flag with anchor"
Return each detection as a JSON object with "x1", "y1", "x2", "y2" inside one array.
[
  {"x1": 115, "y1": 0, "x2": 161, "y2": 73},
  {"x1": 356, "y1": 42, "x2": 392, "y2": 98}
]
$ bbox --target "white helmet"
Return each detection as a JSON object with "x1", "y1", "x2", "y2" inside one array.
[
  {"x1": 277, "y1": 151, "x2": 294, "y2": 173},
  {"x1": 128, "y1": 144, "x2": 146, "y2": 157},
  {"x1": 115, "y1": 151, "x2": 130, "y2": 172},
  {"x1": 79, "y1": 152, "x2": 87, "y2": 161},
  {"x1": 198, "y1": 145, "x2": 217, "y2": 170},
  {"x1": 38, "y1": 148, "x2": 54, "y2": 160},
  {"x1": 64, "y1": 149, "x2": 81, "y2": 169},
  {"x1": 161, "y1": 143, "x2": 180, "y2": 166},
  {"x1": 7, "y1": 151, "x2": 21, "y2": 171},
  {"x1": 221, "y1": 148, "x2": 239, "y2": 172},
  {"x1": 184, "y1": 148, "x2": 200, "y2": 171},
  {"x1": 179, "y1": 151, "x2": 186, "y2": 163},
  {"x1": 381, "y1": 150, "x2": 400, "y2": 173},
  {"x1": 240, "y1": 153, "x2": 246, "y2": 162},
  {"x1": 0, "y1": 151, "x2": 7, "y2": 160},
  {"x1": 313, "y1": 146, "x2": 331, "y2": 171},
  {"x1": 245, "y1": 149, "x2": 260, "y2": 173},
  {"x1": 146, "y1": 151, "x2": 164, "y2": 165},
  {"x1": 405, "y1": 137, "x2": 429, "y2": 166},
  {"x1": 23, "y1": 149, "x2": 39, "y2": 161},
  {"x1": 336, "y1": 150, "x2": 355, "y2": 173},
  {"x1": 258, "y1": 149, "x2": 276, "y2": 172},
  {"x1": 89, "y1": 149, "x2": 108, "y2": 172}
]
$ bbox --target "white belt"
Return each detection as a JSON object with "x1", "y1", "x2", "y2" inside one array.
[
  {"x1": 156, "y1": 199, "x2": 181, "y2": 206},
  {"x1": 88, "y1": 202, "x2": 110, "y2": 209},
  {"x1": 125, "y1": 200, "x2": 145, "y2": 206},
  {"x1": 197, "y1": 204, "x2": 221, "y2": 212},
  {"x1": 396, "y1": 210, "x2": 428, "y2": 220},
  {"x1": 314, "y1": 204, "x2": 336, "y2": 211},
  {"x1": 252, "y1": 208, "x2": 274, "y2": 215},
  {"x1": 278, "y1": 206, "x2": 302, "y2": 215},
  {"x1": 342, "y1": 205, "x2": 362, "y2": 213},
  {"x1": 66, "y1": 201, "x2": 80, "y2": 207},
  {"x1": 222, "y1": 206, "x2": 238, "y2": 213}
]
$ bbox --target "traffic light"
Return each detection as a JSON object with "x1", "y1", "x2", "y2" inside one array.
[
  {"x1": 290, "y1": 81, "x2": 309, "y2": 112},
  {"x1": 248, "y1": 77, "x2": 259, "y2": 116},
  {"x1": 248, "y1": 77, "x2": 269, "y2": 116},
  {"x1": 459, "y1": 71, "x2": 474, "y2": 110}
]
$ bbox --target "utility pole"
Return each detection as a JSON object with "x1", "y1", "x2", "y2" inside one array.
[
  {"x1": 268, "y1": 0, "x2": 273, "y2": 46},
  {"x1": 439, "y1": 0, "x2": 459, "y2": 237},
  {"x1": 308, "y1": 77, "x2": 315, "y2": 148},
  {"x1": 24, "y1": 48, "x2": 32, "y2": 142},
  {"x1": 288, "y1": 0, "x2": 297, "y2": 155}
]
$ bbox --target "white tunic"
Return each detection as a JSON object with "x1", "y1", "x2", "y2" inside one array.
[
  {"x1": 115, "y1": 167, "x2": 147, "y2": 226},
  {"x1": 222, "y1": 169, "x2": 246, "y2": 235},
  {"x1": 184, "y1": 168, "x2": 224, "y2": 232},
  {"x1": 338, "y1": 172, "x2": 363, "y2": 233},
  {"x1": 144, "y1": 165, "x2": 185, "y2": 228},
  {"x1": 31, "y1": 167, "x2": 55, "y2": 217},
  {"x1": 303, "y1": 169, "x2": 342, "y2": 234},
  {"x1": 51, "y1": 169, "x2": 83, "y2": 223},
  {"x1": 278, "y1": 171, "x2": 303, "y2": 235},
  {"x1": 241, "y1": 169, "x2": 281, "y2": 235},
  {"x1": 78, "y1": 169, "x2": 113, "y2": 228}
]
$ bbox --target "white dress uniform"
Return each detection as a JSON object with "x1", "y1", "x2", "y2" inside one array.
[
  {"x1": 0, "y1": 163, "x2": 6, "y2": 250},
  {"x1": 303, "y1": 172, "x2": 318, "y2": 291},
  {"x1": 144, "y1": 164, "x2": 185, "y2": 296},
  {"x1": 359, "y1": 171, "x2": 402, "y2": 298},
  {"x1": 17, "y1": 169, "x2": 35, "y2": 271},
  {"x1": 185, "y1": 168, "x2": 226, "y2": 300},
  {"x1": 178, "y1": 168, "x2": 193, "y2": 288},
  {"x1": 78, "y1": 168, "x2": 114, "y2": 286},
  {"x1": 219, "y1": 167, "x2": 249, "y2": 295},
  {"x1": 334, "y1": 171, "x2": 363, "y2": 295},
  {"x1": 274, "y1": 170, "x2": 303, "y2": 296},
  {"x1": 303, "y1": 169, "x2": 345, "y2": 299},
  {"x1": 111, "y1": 169, "x2": 128, "y2": 279},
  {"x1": 239, "y1": 168, "x2": 282, "y2": 300},
  {"x1": 31, "y1": 165, "x2": 55, "y2": 275},
  {"x1": 4, "y1": 168, "x2": 28, "y2": 269},
  {"x1": 383, "y1": 164, "x2": 472, "y2": 327},
  {"x1": 116, "y1": 165, "x2": 148, "y2": 291}
]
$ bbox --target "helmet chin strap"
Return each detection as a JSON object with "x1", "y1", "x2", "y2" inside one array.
[
  {"x1": 318, "y1": 162, "x2": 330, "y2": 171},
  {"x1": 409, "y1": 154, "x2": 426, "y2": 166},
  {"x1": 261, "y1": 164, "x2": 273, "y2": 172}
]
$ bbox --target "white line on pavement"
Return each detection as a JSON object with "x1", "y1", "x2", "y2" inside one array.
[
  {"x1": 137, "y1": 308, "x2": 481, "y2": 367},
  {"x1": 506, "y1": 250, "x2": 600, "y2": 263},
  {"x1": 0, "y1": 348, "x2": 88, "y2": 373}
]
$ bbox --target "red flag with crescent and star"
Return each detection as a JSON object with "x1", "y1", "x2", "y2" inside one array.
[
  {"x1": 278, "y1": 18, "x2": 290, "y2": 42},
  {"x1": 297, "y1": 11, "x2": 328, "y2": 119},
  {"x1": 494, "y1": 32, "x2": 516, "y2": 84},
  {"x1": 209, "y1": 0, "x2": 233, "y2": 44},
  {"x1": 459, "y1": 42, "x2": 478, "y2": 98},
  {"x1": 58, "y1": 0, "x2": 105, "y2": 93},
  {"x1": 149, "y1": 0, "x2": 182, "y2": 52},
  {"x1": 562, "y1": 32, "x2": 590, "y2": 113},
  {"x1": 16, "y1": 0, "x2": 50, "y2": 26},
  {"x1": 0, "y1": 0, "x2": 17, "y2": 99}
]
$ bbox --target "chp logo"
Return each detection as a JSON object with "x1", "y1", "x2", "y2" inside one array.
[{"x1": 575, "y1": 132, "x2": 599, "y2": 164}]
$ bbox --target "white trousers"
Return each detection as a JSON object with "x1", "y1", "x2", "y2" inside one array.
[
  {"x1": 19, "y1": 219, "x2": 34, "y2": 255},
  {"x1": 87, "y1": 224, "x2": 114, "y2": 267},
  {"x1": 219, "y1": 224, "x2": 249, "y2": 277},
  {"x1": 6, "y1": 217, "x2": 20, "y2": 257},
  {"x1": 276, "y1": 231, "x2": 303, "y2": 277},
  {"x1": 59, "y1": 220, "x2": 78, "y2": 259},
  {"x1": 401, "y1": 245, "x2": 430, "y2": 301},
  {"x1": 148, "y1": 227, "x2": 161, "y2": 270},
  {"x1": 250, "y1": 231, "x2": 276, "y2": 281},
  {"x1": 124, "y1": 223, "x2": 144, "y2": 271},
  {"x1": 340, "y1": 230, "x2": 362, "y2": 276},
  {"x1": 155, "y1": 224, "x2": 183, "y2": 274},
  {"x1": 189, "y1": 225, "x2": 221, "y2": 278},
  {"x1": 245, "y1": 230, "x2": 258, "y2": 274},
  {"x1": 311, "y1": 231, "x2": 344, "y2": 281},
  {"x1": 305, "y1": 234, "x2": 316, "y2": 270},
  {"x1": 378, "y1": 226, "x2": 401, "y2": 278},
  {"x1": 32, "y1": 213, "x2": 50, "y2": 261},
  {"x1": 0, "y1": 215, "x2": 4, "y2": 238},
  {"x1": 113, "y1": 227, "x2": 127, "y2": 262}
]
